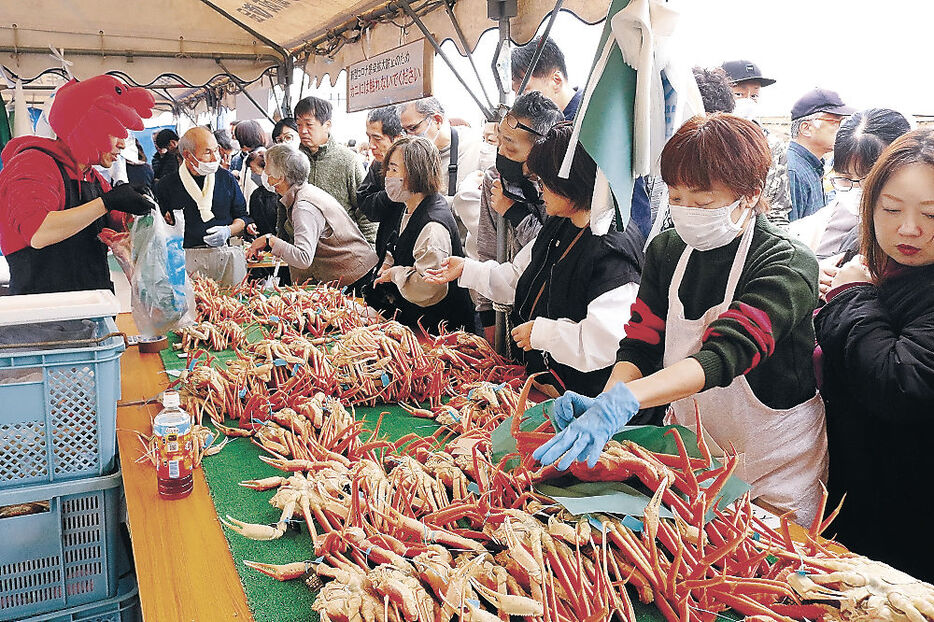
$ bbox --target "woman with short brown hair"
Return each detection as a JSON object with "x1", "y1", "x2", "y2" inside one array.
[
  {"x1": 366, "y1": 136, "x2": 477, "y2": 332},
  {"x1": 535, "y1": 113, "x2": 828, "y2": 525}
]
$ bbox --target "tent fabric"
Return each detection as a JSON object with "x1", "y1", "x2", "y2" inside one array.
[{"x1": 0, "y1": 0, "x2": 610, "y2": 89}]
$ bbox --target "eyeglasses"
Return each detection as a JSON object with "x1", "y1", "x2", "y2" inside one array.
[
  {"x1": 830, "y1": 176, "x2": 863, "y2": 191},
  {"x1": 504, "y1": 114, "x2": 544, "y2": 137},
  {"x1": 402, "y1": 115, "x2": 430, "y2": 135}
]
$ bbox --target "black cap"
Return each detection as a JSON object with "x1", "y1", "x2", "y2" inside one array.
[
  {"x1": 720, "y1": 60, "x2": 776, "y2": 87},
  {"x1": 791, "y1": 88, "x2": 856, "y2": 120}
]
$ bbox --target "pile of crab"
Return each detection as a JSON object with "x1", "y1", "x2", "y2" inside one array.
[{"x1": 211, "y1": 377, "x2": 934, "y2": 622}]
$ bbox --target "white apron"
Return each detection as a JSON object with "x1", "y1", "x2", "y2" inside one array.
[
  {"x1": 185, "y1": 246, "x2": 247, "y2": 288},
  {"x1": 662, "y1": 223, "x2": 828, "y2": 525}
]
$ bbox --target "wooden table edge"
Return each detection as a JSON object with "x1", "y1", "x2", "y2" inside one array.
[{"x1": 115, "y1": 313, "x2": 253, "y2": 622}]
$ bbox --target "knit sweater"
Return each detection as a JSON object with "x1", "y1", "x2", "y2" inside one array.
[
  {"x1": 616, "y1": 215, "x2": 819, "y2": 409},
  {"x1": 300, "y1": 138, "x2": 377, "y2": 245}
]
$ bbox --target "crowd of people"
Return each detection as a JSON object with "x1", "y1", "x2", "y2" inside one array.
[{"x1": 0, "y1": 36, "x2": 931, "y2": 579}]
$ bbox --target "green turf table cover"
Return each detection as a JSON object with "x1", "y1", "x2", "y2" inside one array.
[{"x1": 155, "y1": 334, "x2": 684, "y2": 622}]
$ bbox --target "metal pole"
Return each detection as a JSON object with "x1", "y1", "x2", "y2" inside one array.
[
  {"x1": 396, "y1": 0, "x2": 494, "y2": 120},
  {"x1": 217, "y1": 61, "x2": 276, "y2": 124},
  {"x1": 515, "y1": 0, "x2": 565, "y2": 96},
  {"x1": 489, "y1": 0, "x2": 516, "y2": 354},
  {"x1": 443, "y1": 2, "x2": 495, "y2": 115}
]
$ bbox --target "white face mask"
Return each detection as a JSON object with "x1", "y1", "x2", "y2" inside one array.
[
  {"x1": 261, "y1": 171, "x2": 278, "y2": 193},
  {"x1": 478, "y1": 141, "x2": 497, "y2": 171},
  {"x1": 384, "y1": 175, "x2": 413, "y2": 204},
  {"x1": 190, "y1": 155, "x2": 219, "y2": 176},
  {"x1": 836, "y1": 187, "x2": 862, "y2": 216},
  {"x1": 732, "y1": 98, "x2": 760, "y2": 123},
  {"x1": 669, "y1": 198, "x2": 752, "y2": 251}
]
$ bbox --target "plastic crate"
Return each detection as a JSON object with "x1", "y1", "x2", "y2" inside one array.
[
  {"x1": 17, "y1": 574, "x2": 139, "y2": 622},
  {"x1": 0, "y1": 470, "x2": 123, "y2": 621},
  {"x1": 0, "y1": 316, "x2": 125, "y2": 490}
]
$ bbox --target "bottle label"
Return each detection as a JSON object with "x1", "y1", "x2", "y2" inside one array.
[{"x1": 154, "y1": 415, "x2": 193, "y2": 482}]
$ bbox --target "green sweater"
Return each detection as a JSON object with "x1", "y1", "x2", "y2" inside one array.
[
  {"x1": 300, "y1": 138, "x2": 377, "y2": 245},
  {"x1": 616, "y1": 215, "x2": 819, "y2": 409}
]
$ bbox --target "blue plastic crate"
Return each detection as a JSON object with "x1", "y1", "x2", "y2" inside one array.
[
  {"x1": 0, "y1": 470, "x2": 123, "y2": 621},
  {"x1": 17, "y1": 574, "x2": 139, "y2": 622},
  {"x1": 0, "y1": 317, "x2": 125, "y2": 490}
]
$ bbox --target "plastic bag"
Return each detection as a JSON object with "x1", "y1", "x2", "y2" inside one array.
[{"x1": 125, "y1": 210, "x2": 195, "y2": 337}]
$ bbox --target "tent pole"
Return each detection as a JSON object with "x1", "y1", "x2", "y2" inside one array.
[
  {"x1": 516, "y1": 0, "x2": 565, "y2": 96},
  {"x1": 396, "y1": 0, "x2": 494, "y2": 120},
  {"x1": 443, "y1": 2, "x2": 495, "y2": 115},
  {"x1": 217, "y1": 62, "x2": 276, "y2": 124},
  {"x1": 489, "y1": 0, "x2": 517, "y2": 355}
]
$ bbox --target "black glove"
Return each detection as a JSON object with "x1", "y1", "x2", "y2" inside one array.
[{"x1": 101, "y1": 183, "x2": 156, "y2": 215}]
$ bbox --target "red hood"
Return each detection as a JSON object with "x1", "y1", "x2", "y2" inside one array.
[{"x1": 0, "y1": 136, "x2": 86, "y2": 179}]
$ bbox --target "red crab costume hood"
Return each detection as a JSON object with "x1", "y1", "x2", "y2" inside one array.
[{"x1": 48, "y1": 75, "x2": 155, "y2": 165}]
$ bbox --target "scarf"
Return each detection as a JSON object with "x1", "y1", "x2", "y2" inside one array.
[{"x1": 178, "y1": 162, "x2": 216, "y2": 222}]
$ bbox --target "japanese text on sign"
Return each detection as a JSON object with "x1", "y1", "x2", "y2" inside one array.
[
  {"x1": 235, "y1": 0, "x2": 293, "y2": 22},
  {"x1": 346, "y1": 39, "x2": 433, "y2": 113}
]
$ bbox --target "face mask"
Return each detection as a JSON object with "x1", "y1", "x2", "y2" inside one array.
[
  {"x1": 384, "y1": 176, "x2": 413, "y2": 204},
  {"x1": 669, "y1": 198, "x2": 752, "y2": 251},
  {"x1": 478, "y1": 142, "x2": 497, "y2": 171},
  {"x1": 836, "y1": 187, "x2": 862, "y2": 216},
  {"x1": 496, "y1": 152, "x2": 526, "y2": 183},
  {"x1": 190, "y1": 155, "x2": 219, "y2": 176},
  {"x1": 415, "y1": 120, "x2": 439, "y2": 143},
  {"x1": 732, "y1": 98, "x2": 760, "y2": 123},
  {"x1": 261, "y1": 171, "x2": 278, "y2": 193},
  {"x1": 496, "y1": 152, "x2": 543, "y2": 205}
]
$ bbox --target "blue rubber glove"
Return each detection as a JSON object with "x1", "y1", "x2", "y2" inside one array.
[
  {"x1": 203, "y1": 225, "x2": 231, "y2": 247},
  {"x1": 532, "y1": 382, "x2": 640, "y2": 470},
  {"x1": 550, "y1": 391, "x2": 594, "y2": 431}
]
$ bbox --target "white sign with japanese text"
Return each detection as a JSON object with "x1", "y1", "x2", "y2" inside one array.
[{"x1": 346, "y1": 39, "x2": 433, "y2": 113}]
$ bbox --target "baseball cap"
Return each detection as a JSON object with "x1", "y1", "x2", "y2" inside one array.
[
  {"x1": 791, "y1": 88, "x2": 856, "y2": 120},
  {"x1": 721, "y1": 60, "x2": 776, "y2": 87}
]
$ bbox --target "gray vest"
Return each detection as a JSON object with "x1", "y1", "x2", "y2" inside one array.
[{"x1": 282, "y1": 183, "x2": 377, "y2": 286}]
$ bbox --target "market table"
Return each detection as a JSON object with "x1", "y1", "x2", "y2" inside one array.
[{"x1": 116, "y1": 313, "x2": 255, "y2": 622}]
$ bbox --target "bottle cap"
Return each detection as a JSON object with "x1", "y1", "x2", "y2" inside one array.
[{"x1": 162, "y1": 390, "x2": 180, "y2": 409}]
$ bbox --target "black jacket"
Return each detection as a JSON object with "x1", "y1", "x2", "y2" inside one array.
[
  {"x1": 815, "y1": 264, "x2": 934, "y2": 581},
  {"x1": 511, "y1": 216, "x2": 644, "y2": 397},
  {"x1": 249, "y1": 186, "x2": 280, "y2": 237}
]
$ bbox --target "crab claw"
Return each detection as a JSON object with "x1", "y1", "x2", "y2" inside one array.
[
  {"x1": 258, "y1": 456, "x2": 317, "y2": 472},
  {"x1": 203, "y1": 436, "x2": 231, "y2": 457},
  {"x1": 243, "y1": 560, "x2": 311, "y2": 581},
  {"x1": 469, "y1": 578, "x2": 545, "y2": 616},
  {"x1": 221, "y1": 515, "x2": 286, "y2": 541},
  {"x1": 239, "y1": 476, "x2": 288, "y2": 490}
]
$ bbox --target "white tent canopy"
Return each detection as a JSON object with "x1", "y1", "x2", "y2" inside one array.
[{"x1": 0, "y1": 0, "x2": 610, "y2": 102}]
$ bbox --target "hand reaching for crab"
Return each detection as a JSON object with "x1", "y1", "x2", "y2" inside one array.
[
  {"x1": 424, "y1": 256, "x2": 465, "y2": 284},
  {"x1": 372, "y1": 265, "x2": 398, "y2": 285},
  {"x1": 533, "y1": 382, "x2": 641, "y2": 470}
]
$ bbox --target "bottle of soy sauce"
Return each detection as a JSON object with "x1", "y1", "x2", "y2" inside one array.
[{"x1": 153, "y1": 390, "x2": 194, "y2": 499}]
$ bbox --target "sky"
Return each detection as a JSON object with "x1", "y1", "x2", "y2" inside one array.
[{"x1": 180, "y1": 0, "x2": 934, "y2": 142}]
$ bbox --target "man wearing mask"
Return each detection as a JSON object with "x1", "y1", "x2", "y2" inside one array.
[
  {"x1": 511, "y1": 37, "x2": 582, "y2": 121},
  {"x1": 397, "y1": 97, "x2": 483, "y2": 247},
  {"x1": 294, "y1": 96, "x2": 376, "y2": 245},
  {"x1": 357, "y1": 105, "x2": 404, "y2": 223},
  {"x1": 722, "y1": 59, "x2": 791, "y2": 228},
  {"x1": 475, "y1": 92, "x2": 565, "y2": 334},
  {"x1": 787, "y1": 89, "x2": 854, "y2": 221},
  {"x1": 0, "y1": 75, "x2": 156, "y2": 295},
  {"x1": 152, "y1": 128, "x2": 180, "y2": 181},
  {"x1": 155, "y1": 126, "x2": 250, "y2": 286}
]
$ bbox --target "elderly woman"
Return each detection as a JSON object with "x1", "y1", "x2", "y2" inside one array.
[
  {"x1": 535, "y1": 113, "x2": 827, "y2": 525},
  {"x1": 245, "y1": 144, "x2": 377, "y2": 292},
  {"x1": 366, "y1": 136, "x2": 478, "y2": 332}
]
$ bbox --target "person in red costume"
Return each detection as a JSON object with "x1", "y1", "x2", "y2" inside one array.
[{"x1": 0, "y1": 74, "x2": 156, "y2": 295}]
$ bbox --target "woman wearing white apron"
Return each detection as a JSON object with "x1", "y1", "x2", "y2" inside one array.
[{"x1": 535, "y1": 113, "x2": 828, "y2": 524}]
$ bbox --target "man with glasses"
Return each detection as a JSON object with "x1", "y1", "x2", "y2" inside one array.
[
  {"x1": 398, "y1": 97, "x2": 483, "y2": 261},
  {"x1": 474, "y1": 92, "x2": 565, "y2": 337},
  {"x1": 787, "y1": 88, "x2": 854, "y2": 221}
]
